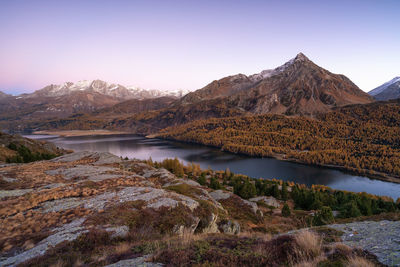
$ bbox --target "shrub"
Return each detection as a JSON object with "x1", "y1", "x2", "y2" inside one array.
[
  {"x1": 313, "y1": 206, "x2": 334, "y2": 226},
  {"x1": 282, "y1": 203, "x2": 291, "y2": 217},
  {"x1": 197, "y1": 173, "x2": 207, "y2": 186},
  {"x1": 209, "y1": 177, "x2": 222, "y2": 190}
]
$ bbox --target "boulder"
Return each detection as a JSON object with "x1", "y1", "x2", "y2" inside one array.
[
  {"x1": 218, "y1": 220, "x2": 241, "y2": 235},
  {"x1": 249, "y1": 196, "x2": 281, "y2": 208}
]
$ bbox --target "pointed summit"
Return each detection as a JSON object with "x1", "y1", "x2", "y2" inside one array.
[{"x1": 294, "y1": 52, "x2": 310, "y2": 62}]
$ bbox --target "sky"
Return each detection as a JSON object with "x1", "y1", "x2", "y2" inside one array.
[{"x1": 0, "y1": 0, "x2": 399, "y2": 95}]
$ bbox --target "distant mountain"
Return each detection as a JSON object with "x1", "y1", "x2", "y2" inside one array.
[
  {"x1": 369, "y1": 77, "x2": 400, "y2": 101},
  {"x1": 0, "y1": 91, "x2": 11, "y2": 99},
  {"x1": 24, "y1": 79, "x2": 188, "y2": 100},
  {"x1": 0, "y1": 81, "x2": 190, "y2": 132},
  {"x1": 181, "y1": 53, "x2": 373, "y2": 116},
  {"x1": 92, "y1": 96, "x2": 176, "y2": 116}
]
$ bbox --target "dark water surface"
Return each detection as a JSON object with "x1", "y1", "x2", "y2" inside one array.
[{"x1": 26, "y1": 134, "x2": 400, "y2": 199}]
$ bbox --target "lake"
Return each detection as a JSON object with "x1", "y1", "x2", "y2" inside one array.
[{"x1": 26, "y1": 134, "x2": 400, "y2": 200}]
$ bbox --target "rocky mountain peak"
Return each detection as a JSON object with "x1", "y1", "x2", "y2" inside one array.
[{"x1": 294, "y1": 52, "x2": 310, "y2": 62}]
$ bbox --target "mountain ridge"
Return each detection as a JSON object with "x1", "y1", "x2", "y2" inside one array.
[
  {"x1": 369, "y1": 77, "x2": 400, "y2": 101},
  {"x1": 23, "y1": 79, "x2": 189, "y2": 99}
]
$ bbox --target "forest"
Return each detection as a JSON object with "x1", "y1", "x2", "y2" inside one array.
[
  {"x1": 145, "y1": 157, "x2": 399, "y2": 226},
  {"x1": 158, "y1": 100, "x2": 400, "y2": 180},
  {"x1": 5, "y1": 143, "x2": 57, "y2": 163}
]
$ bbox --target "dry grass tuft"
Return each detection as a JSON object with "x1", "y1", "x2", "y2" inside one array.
[
  {"x1": 114, "y1": 242, "x2": 131, "y2": 255},
  {"x1": 73, "y1": 258, "x2": 84, "y2": 267},
  {"x1": 334, "y1": 243, "x2": 353, "y2": 254},
  {"x1": 294, "y1": 230, "x2": 322, "y2": 260},
  {"x1": 49, "y1": 260, "x2": 65, "y2": 267},
  {"x1": 346, "y1": 256, "x2": 375, "y2": 267},
  {"x1": 292, "y1": 255, "x2": 327, "y2": 267}
]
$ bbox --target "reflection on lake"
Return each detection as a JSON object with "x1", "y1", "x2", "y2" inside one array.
[{"x1": 25, "y1": 134, "x2": 400, "y2": 199}]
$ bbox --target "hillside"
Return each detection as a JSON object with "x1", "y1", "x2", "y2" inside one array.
[
  {"x1": 0, "y1": 151, "x2": 394, "y2": 266},
  {"x1": 0, "y1": 91, "x2": 11, "y2": 99},
  {"x1": 369, "y1": 77, "x2": 400, "y2": 101},
  {"x1": 91, "y1": 96, "x2": 176, "y2": 117},
  {"x1": 0, "y1": 132, "x2": 66, "y2": 163},
  {"x1": 157, "y1": 99, "x2": 400, "y2": 182},
  {"x1": 181, "y1": 53, "x2": 373, "y2": 116}
]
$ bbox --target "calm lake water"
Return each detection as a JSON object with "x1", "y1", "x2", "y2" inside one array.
[{"x1": 26, "y1": 134, "x2": 400, "y2": 200}]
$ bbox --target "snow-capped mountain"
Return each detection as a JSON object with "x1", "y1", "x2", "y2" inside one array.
[
  {"x1": 369, "y1": 77, "x2": 400, "y2": 101},
  {"x1": 24, "y1": 79, "x2": 188, "y2": 100}
]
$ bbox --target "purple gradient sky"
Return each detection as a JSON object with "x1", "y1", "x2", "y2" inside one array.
[{"x1": 0, "y1": 0, "x2": 399, "y2": 95}]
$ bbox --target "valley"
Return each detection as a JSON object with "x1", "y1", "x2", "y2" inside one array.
[{"x1": 2, "y1": 1, "x2": 399, "y2": 265}]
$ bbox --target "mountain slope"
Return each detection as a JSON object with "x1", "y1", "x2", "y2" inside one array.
[
  {"x1": 227, "y1": 53, "x2": 373, "y2": 115},
  {"x1": 0, "y1": 131, "x2": 66, "y2": 162},
  {"x1": 92, "y1": 96, "x2": 176, "y2": 116},
  {"x1": 25, "y1": 79, "x2": 186, "y2": 100},
  {"x1": 182, "y1": 53, "x2": 373, "y2": 116},
  {"x1": 0, "y1": 91, "x2": 11, "y2": 99},
  {"x1": 369, "y1": 77, "x2": 400, "y2": 101}
]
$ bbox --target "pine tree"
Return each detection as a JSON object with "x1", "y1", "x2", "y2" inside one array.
[
  {"x1": 281, "y1": 183, "x2": 288, "y2": 200},
  {"x1": 282, "y1": 203, "x2": 291, "y2": 217},
  {"x1": 198, "y1": 173, "x2": 207, "y2": 186},
  {"x1": 271, "y1": 184, "x2": 280, "y2": 198},
  {"x1": 210, "y1": 177, "x2": 222, "y2": 190},
  {"x1": 313, "y1": 206, "x2": 334, "y2": 226}
]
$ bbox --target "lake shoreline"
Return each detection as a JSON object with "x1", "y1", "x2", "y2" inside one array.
[
  {"x1": 154, "y1": 136, "x2": 400, "y2": 186},
  {"x1": 33, "y1": 130, "x2": 133, "y2": 137}
]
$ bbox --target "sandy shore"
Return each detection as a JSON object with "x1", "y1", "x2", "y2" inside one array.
[{"x1": 33, "y1": 130, "x2": 132, "y2": 137}]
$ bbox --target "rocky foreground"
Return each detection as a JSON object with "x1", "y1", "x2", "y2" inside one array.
[{"x1": 0, "y1": 152, "x2": 396, "y2": 266}]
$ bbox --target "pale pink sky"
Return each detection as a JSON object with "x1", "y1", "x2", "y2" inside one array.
[{"x1": 1, "y1": 0, "x2": 399, "y2": 95}]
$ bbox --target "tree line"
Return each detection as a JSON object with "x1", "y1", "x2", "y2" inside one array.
[{"x1": 158, "y1": 100, "x2": 400, "y2": 178}]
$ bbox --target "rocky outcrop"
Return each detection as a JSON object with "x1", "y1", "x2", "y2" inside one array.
[
  {"x1": 0, "y1": 151, "x2": 247, "y2": 266},
  {"x1": 249, "y1": 196, "x2": 281, "y2": 208},
  {"x1": 218, "y1": 220, "x2": 241, "y2": 234},
  {"x1": 210, "y1": 190, "x2": 262, "y2": 216},
  {"x1": 105, "y1": 255, "x2": 163, "y2": 267},
  {"x1": 329, "y1": 220, "x2": 400, "y2": 266}
]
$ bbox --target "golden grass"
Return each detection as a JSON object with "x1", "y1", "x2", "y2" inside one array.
[
  {"x1": 294, "y1": 230, "x2": 322, "y2": 260},
  {"x1": 114, "y1": 242, "x2": 131, "y2": 255},
  {"x1": 292, "y1": 255, "x2": 327, "y2": 267},
  {"x1": 346, "y1": 256, "x2": 375, "y2": 267},
  {"x1": 49, "y1": 260, "x2": 65, "y2": 267}
]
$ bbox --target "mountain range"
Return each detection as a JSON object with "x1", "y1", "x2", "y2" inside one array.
[
  {"x1": 22, "y1": 79, "x2": 188, "y2": 99},
  {"x1": 0, "y1": 81, "x2": 189, "y2": 130},
  {"x1": 369, "y1": 77, "x2": 400, "y2": 101},
  {"x1": 0, "y1": 53, "x2": 378, "y2": 133}
]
